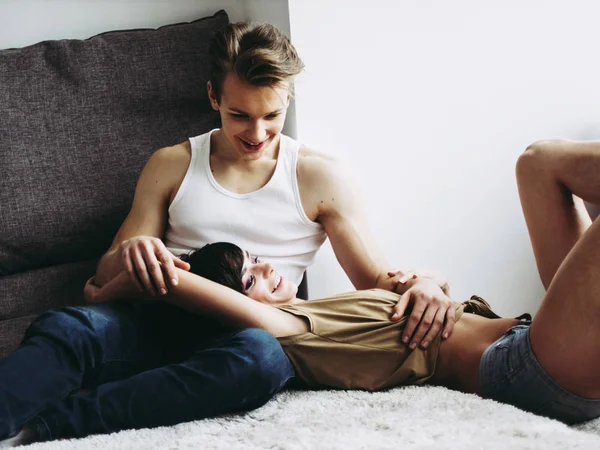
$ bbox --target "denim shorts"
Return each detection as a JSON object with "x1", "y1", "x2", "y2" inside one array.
[{"x1": 479, "y1": 324, "x2": 600, "y2": 424}]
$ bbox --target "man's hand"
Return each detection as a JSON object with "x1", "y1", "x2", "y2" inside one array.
[
  {"x1": 118, "y1": 236, "x2": 190, "y2": 296},
  {"x1": 390, "y1": 277, "x2": 455, "y2": 350}
]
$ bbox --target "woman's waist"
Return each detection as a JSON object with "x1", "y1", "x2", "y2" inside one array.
[{"x1": 430, "y1": 314, "x2": 520, "y2": 393}]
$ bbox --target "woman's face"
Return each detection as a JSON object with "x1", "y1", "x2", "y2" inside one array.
[
  {"x1": 208, "y1": 72, "x2": 290, "y2": 160},
  {"x1": 240, "y1": 251, "x2": 298, "y2": 304}
]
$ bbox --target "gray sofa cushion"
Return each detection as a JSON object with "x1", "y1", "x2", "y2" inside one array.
[{"x1": 0, "y1": 10, "x2": 228, "y2": 352}]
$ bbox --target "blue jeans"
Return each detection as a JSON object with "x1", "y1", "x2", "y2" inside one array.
[
  {"x1": 0, "y1": 301, "x2": 294, "y2": 441},
  {"x1": 479, "y1": 324, "x2": 600, "y2": 424}
]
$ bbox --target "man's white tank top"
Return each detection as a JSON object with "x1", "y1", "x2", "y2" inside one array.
[{"x1": 164, "y1": 129, "x2": 327, "y2": 285}]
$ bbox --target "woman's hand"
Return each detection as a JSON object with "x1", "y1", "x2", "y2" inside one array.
[
  {"x1": 390, "y1": 277, "x2": 455, "y2": 350},
  {"x1": 118, "y1": 236, "x2": 190, "y2": 296},
  {"x1": 84, "y1": 277, "x2": 103, "y2": 303}
]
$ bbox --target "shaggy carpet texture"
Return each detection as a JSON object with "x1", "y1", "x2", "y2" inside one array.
[{"x1": 21, "y1": 386, "x2": 600, "y2": 450}]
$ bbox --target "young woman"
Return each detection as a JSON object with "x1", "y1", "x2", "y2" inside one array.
[
  {"x1": 87, "y1": 240, "x2": 528, "y2": 393},
  {"x1": 85, "y1": 139, "x2": 600, "y2": 425}
]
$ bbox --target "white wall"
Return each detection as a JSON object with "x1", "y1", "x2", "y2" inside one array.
[
  {"x1": 0, "y1": 0, "x2": 297, "y2": 136},
  {"x1": 289, "y1": 0, "x2": 600, "y2": 316}
]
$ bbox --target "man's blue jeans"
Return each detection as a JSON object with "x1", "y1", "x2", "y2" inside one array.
[{"x1": 0, "y1": 301, "x2": 295, "y2": 441}]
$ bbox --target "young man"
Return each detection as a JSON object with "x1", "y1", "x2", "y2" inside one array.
[{"x1": 0, "y1": 22, "x2": 453, "y2": 445}]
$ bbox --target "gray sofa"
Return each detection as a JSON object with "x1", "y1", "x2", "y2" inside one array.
[{"x1": 0, "y1": 10, "x2": 229, "y2": 358}]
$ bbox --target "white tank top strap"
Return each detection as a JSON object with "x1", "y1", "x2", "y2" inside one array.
[
  {"x1": 192, "y1": 127, "x2": 214, "y2": 182},
  {"x1": 168, "y1": 129, "x2": 215, "y2": 211}
]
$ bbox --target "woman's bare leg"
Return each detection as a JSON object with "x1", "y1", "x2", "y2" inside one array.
[
  {"x1": 516, "y1": 140, "x2": 596, "y2": 290},
  {"x1": 517, "y1": 140, "x2": 600, "y2": 397}
]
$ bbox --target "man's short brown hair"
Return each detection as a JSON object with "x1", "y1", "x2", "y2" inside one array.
[{"x1": 208, "y1": 22, "x2": 304, "y2": 101}]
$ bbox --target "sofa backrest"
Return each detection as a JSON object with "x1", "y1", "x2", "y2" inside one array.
[{"x1": 0, "y1": 10, "x2": 228, "y2": 323}]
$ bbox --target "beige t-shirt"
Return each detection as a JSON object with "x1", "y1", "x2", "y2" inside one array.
[{"x1": 277, "y1": 289, "x2": 500, "y2": 391}]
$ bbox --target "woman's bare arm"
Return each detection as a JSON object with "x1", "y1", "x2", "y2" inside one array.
[
  {"x1": 86, "y1": 269, "x2": 308, "y2": 338},
  {"x1": 84, "y1": 272, "x2": 144, "y2": 304}
]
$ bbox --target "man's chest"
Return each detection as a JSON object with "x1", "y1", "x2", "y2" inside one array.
[{"x1": 210, "y1": 160, "x2": 277, "y2": 195}]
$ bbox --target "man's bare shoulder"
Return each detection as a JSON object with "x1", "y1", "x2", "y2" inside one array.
[
  {"x1": 150, "y1": 141, "x2": 191, "y2": 167},
  {"x1": 297, "y1": 146, "x2": 341, "y2": 178},
  {"x1": 297, "y1": 145, "x2": 341, "y2": 183},
  {"x1": 138, "y1": 142, "x2": 192, "y2": 202},
  {"x1": 298, "y1": 145, "x2": 337, "y2": 162},
  {"x1": 296, "y1": 145, "x2": 354, "y2": 220}
]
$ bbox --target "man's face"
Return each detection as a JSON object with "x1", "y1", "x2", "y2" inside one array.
[{"x1": 208, "y1": 72, "x2": 290, "y2": 159}]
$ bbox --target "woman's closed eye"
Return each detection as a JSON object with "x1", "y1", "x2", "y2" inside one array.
[
  {"x1": 243, "y1": 255, "x2": 260, "y2": 292},
  {"x1": 244, "y1": 274, "x2": 255, "y2": 292}
]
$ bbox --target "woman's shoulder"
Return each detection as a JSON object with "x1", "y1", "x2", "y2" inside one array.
[{"x1": 307, "y1": 289, "x2": 401, "y2": 305}]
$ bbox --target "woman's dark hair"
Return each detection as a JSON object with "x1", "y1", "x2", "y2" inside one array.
[{"x1": 180, "y1": 242, "x2": 246, "y2": 293}]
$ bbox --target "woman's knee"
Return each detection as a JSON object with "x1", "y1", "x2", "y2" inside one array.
[
  {"x1": 25, "y1": 304, "x2": 127, "y2": 349},
  {"x1": 524, "y1": 139, "x2": 564, "y2": 154},
  {"x1": 29, "y1": 307, "x2": 87, "y2": 336},
  {"x1": 516, "y1": 140, "x2": 559, "y2": 183}
]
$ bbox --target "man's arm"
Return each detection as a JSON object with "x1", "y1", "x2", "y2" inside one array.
[
  {"x1": 95, "y1": 144, "x2": 191, "y2": 294},
  {"x1": 297, "y1": 151, "x2": 388, "y2": 289},
  {"x1": 297, "y1": 151, "x2": 455, "y2": 347}
]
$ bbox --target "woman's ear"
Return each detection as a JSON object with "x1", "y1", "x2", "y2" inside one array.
[{"x1": 207, "y1": 81, "x2": 219, "y2": 111}]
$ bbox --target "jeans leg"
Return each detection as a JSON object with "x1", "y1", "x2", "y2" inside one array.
[
  {"x1": 32, "y1": 328, "x2": 295, "y2": 440},
  {"x1": 0, "y1": 302, "x2": 162, "y2": 439}
]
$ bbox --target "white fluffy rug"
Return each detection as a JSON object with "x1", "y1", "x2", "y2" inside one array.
[{"x1": 22, "y1": 386, "x2": 600, "y2": 450}]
